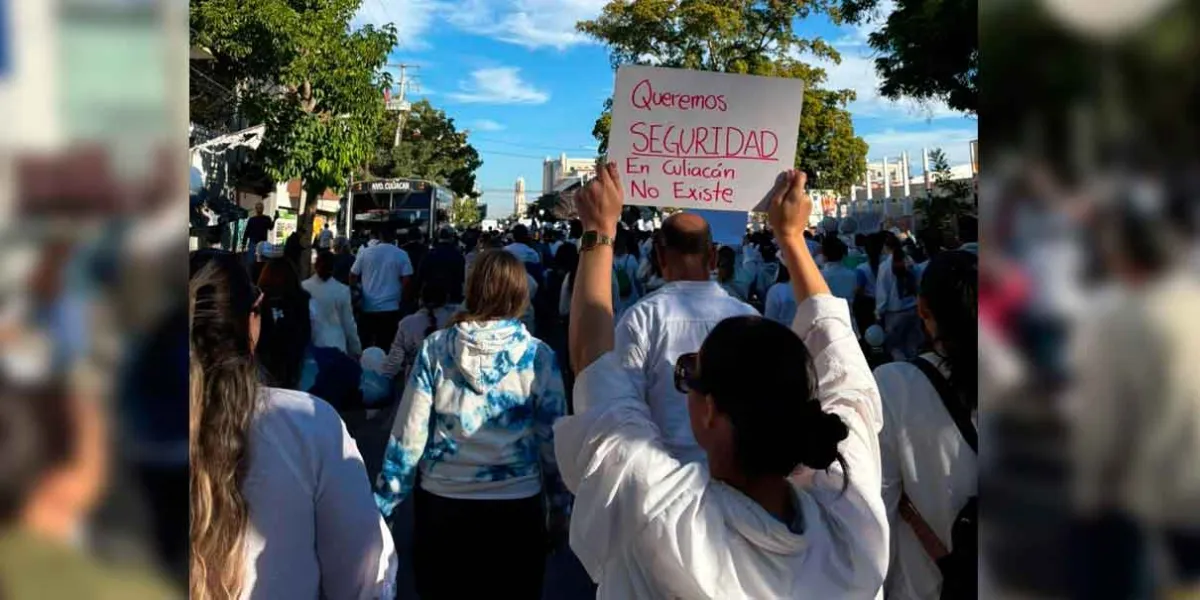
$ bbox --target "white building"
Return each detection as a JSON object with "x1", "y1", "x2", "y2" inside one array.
[
  {"x1": 514, "y1": 177, "x2": 527, "y2": 219},
  {"x1": 542, "y1": 153, "x2": 596, "y2": 196}
]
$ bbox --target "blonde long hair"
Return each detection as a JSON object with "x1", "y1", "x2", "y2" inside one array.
[
  {"x1": 451, "y1": 249, "x2": 529, "y2": 326},
  {"x1": 189, "y1": 250, "x2": 260, "y2": 600}
]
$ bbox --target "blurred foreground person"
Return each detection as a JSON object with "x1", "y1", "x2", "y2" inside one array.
[
  {"x1": 556, "y1": 165, "x2": 887, "y2": 598},
  {"x1": 374, "y1": 250, "x2": 569, "y2": 600},
  {"x1": 189, "y1": 250, "x2": 395, "y2": 600},
  {"x1": 1069, "y1": 197, "x2": 1200, "y2": 599},
  {"x1": 0, "y1": 379, "x2": 178, "y2": 599},
  {"x1": 875, "y1": 251, "x2": 979, "y2": 600}
]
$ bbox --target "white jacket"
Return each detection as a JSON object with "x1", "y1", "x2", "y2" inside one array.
[
  {"x1": 555, "y1": 295, "x2": 889, "y2": 599},
  {"x1": 302, "y1": 275, "x2": 362, "y2": 356}
]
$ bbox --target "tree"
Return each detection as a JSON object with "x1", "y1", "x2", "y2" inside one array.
[
  {"x1": 915, "y1": 147, "x2": 972, "y2": 233},
  {"x1": 838, "y1": 0, "x2": 977, "y2": 114},
  {"x1": 368, "y1": 100, "x2": 483, "y2": 199},
  {"x1": 449, "y1": 196, "x2": 482, "y2": 228},
  {"x1": 190, "y1": 0, "x2": 396, "y2": 202},
  {"x1": 579, "y1": 0, "x2": 868, "y2": 195}
]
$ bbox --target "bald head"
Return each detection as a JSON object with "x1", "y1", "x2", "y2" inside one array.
[
  {"x1": 661, "y1": 213, "x2": 711, "y2": 255},
  {"x1": 658, "y1": 213, "x2": 715, "y2": 282}
]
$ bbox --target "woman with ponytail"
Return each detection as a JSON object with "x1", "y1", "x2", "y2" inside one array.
[
  {"x1": 556, "y1": 165, "x2": 888, "y2": 598},
  {"x1": 874, "y1": 250, "x2": 978, "y2": 600},
  {"x1": 189, "y1": 249, "x2": 395, "y2": 600},
  {"x1": 381, "y1": 280, "x2": 456, "y2": 384}
]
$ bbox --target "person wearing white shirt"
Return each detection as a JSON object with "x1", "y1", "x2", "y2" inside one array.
[
  {"x1": 821, "y1": 237, "x2": 861, "y2": 337},
  {"x1": 874, "y1": 251, "x2": 978, "y2": 600},
  {"x1": 505, "y1": 224, "x2": 542, "y2": 265},
  {"x1": 876, "y1": 235, "x2": 923, "y2": 361},
  {"x1": 614, "y1": 213, "x2": 759, "y2": 465},
  {"x1": 302, "y1": 251, "x2": 363, "y2": 357},
  {"x1": 764, "y1": 270, "x2": 798, "y2": 326},
  {"x1": 350, "y1": 230, "x2": 413, "y2": 350},
  {"x1": 318, "y1": 223, "x2": 334, "y2": 250},
  {"x1": 190, "y1": 250, "x2": 396, "y2": 600},
  {"x1": 1068, "y1": 211, "x2": 1200, "y2": 596},
  {"x1": 559, "y1": 165, "x2": 888, "y2": 599}
]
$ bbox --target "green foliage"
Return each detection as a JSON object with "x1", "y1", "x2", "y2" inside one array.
[
  {"x1": 580, "y1": 0, "x2": 867, "y2": 195},
  {"x1": 190, "y1": 0, "x2": 396, "y2": 198},
  {"x1": 915, "y1": 147, "x2": 972, "y2": 233},
  {"x1": 450, "y1": 196, "x2": 482, "y2": 228},
  {"x1": 838, "y1": 0, "x2": 977, "y2": 114},
  {"x1": 368, "y1": 100, "x2": 483, "y2": 200}
]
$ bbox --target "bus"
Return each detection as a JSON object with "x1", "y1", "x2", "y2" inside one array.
[{"x1": 339, "y1": 178, "x2": 453, "y2": 247}]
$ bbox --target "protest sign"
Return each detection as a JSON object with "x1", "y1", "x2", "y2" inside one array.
[
  {"x1": 608, "y1": 65, "x2": 804, "y2": 213},
  {"x1": 691, "y1": 209, "x2": 748, "y2": 247}
]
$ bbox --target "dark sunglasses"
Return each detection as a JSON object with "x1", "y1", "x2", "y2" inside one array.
[{"x1": 673, "y1": 352, "x2": 705, "y2": 395}]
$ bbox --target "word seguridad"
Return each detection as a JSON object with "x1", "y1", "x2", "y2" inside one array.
[
  {"x1": 608, "y1": 65, "x2": 804, "y2": 213},
  {"x1": 628, "y1": 123, "x2": 779, "y2": 161}
]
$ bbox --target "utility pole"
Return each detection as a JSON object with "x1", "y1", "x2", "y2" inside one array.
[{"x1": 386, "y1": 63, "x2": 418, "y2": 148}]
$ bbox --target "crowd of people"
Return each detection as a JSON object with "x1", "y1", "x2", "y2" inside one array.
[{"x1": 187, "y1": 164, "x2": 979, "y2": 599}]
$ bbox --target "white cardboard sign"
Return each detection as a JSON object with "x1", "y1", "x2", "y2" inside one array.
[{"x1": 608, "y1": 65, "x2": 804, "y2": 213}]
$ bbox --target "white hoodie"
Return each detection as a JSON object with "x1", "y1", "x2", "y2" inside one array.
[
  {"x1": 554, "y1": 295, "x2": 889, "y2": 599},
  {"x1": 375, "y1": 319, "x2": 570, "y2": 520}
]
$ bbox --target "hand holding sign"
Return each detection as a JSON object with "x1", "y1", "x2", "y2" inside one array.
[
  {"x1": 608, "y1": 66, "x2": 804, "y2": 213},
  {"x1": 576, "y1": 162, "x2": 624, "y2": 236},
  {"x1": 767, "y1": 170, "x2": 811, "y2": 242}
]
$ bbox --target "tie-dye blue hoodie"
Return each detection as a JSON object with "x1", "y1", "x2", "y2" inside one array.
[{"x1": 375, "y1": 318, "x2": 571, "y2": 520}]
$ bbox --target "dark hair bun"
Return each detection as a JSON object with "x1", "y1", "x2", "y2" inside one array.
[{"x1": 798, "y1": 403, "x2": 849, "y2": 471}]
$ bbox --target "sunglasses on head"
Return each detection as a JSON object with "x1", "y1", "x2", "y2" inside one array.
[{"x1": 673, "y1": 352, "x2": 705, "y2": 395}]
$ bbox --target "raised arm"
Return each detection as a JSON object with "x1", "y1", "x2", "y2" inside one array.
[
  {"x1": 569, "y1": 162, "x2": 624, "y2": 375},
  {"x1": 769, "y1": 171, "x2": 830, "y2": 302}
]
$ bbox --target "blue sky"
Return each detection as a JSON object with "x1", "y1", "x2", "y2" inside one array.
[{"x1": 353, "y1": 0, "x2": 977, "y2": 219}]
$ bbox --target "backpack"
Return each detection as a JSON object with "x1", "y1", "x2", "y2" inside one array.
[
  {"x1": 615, "y1": 257, "x2": 633, "y2": 299},
  {"x1": 900, "y1": 357, "x2": 977, "y2": 600}
]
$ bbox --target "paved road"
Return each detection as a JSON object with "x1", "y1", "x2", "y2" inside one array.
[{"x1": 343, "y1": 406, "x2": 597, "y2": 599}]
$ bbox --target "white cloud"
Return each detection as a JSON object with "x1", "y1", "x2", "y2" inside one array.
[
  {"x1": 352, "y1": 0, "x2": 444, "y2": 50},
  {"x1": 447, "y1": 67, "x2": 549, "y2": 104},
  {"x1": 471, "y1": 119, "x2": 506, "y2": 132},
  {"x1": 862, "y1": 128, "x2": 977, "y2": 166},
  {"x1": 445, "y1": 0, "x2": 607, "y2": 50}
]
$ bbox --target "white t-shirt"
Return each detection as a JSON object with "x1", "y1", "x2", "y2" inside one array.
[
  {"x1": 351, "y1": 243, "x2": 414, "y2": 313},
  {"x1": 875, "y1": 355, "x2": 977, "y2": 600},
  {"x1": 241, "y1": 388, "x2": 396, "y2": 599},
  {"x1": 556, "y1": 295, "x2": 888, "y2": 599},
  {"x1": 613, "y1": 280, "x2": 758, "y2": 464},
  {"x1": 505, "y1": 242, "x2": 542, "y2": 264},
  {"x1": 302, "y1": 275, "x2": 362, "y2": 356},
  {"x1": 764, "y1": 281, "x2": 797, "y2": 326}
]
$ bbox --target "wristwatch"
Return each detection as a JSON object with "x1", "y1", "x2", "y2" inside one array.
[{"x1": 579, "y1": 230, "x2": 615, "y2": 252}]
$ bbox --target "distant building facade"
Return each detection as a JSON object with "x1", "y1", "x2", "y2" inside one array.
[
  {"x1": 514, "y1": 177, "x2": 527, "y2": 219},
  {"x1": 542, "y1": 153, "x2": 596, "y2": 196}
]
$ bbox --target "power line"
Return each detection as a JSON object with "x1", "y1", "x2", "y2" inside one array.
[
  {"x1": 468, "y1": 136, "x2": 588, "y2": 153},
  {"x1": 472, "y1": 148, "x2": 549, "y2": 160}
]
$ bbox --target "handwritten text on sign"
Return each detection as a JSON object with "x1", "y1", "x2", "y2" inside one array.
[{"x1": 608, "y1": 66, "x2": 804, "y2": 212}]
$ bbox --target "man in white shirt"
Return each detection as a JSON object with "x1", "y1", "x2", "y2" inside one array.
[
  {"x1": 505, "y1": 224, "x2": 542, "y2": 264},
  {"x1": 350, "y1": 229, "x2": 413, "y2": 350},
  {"x1": 613, "y1": 213, "x2": 758, "y2": 464}
]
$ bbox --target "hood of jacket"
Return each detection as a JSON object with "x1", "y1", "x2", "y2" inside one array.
[{"x1": 449, "y1": 319, "x2": 536, "y2": 395}]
